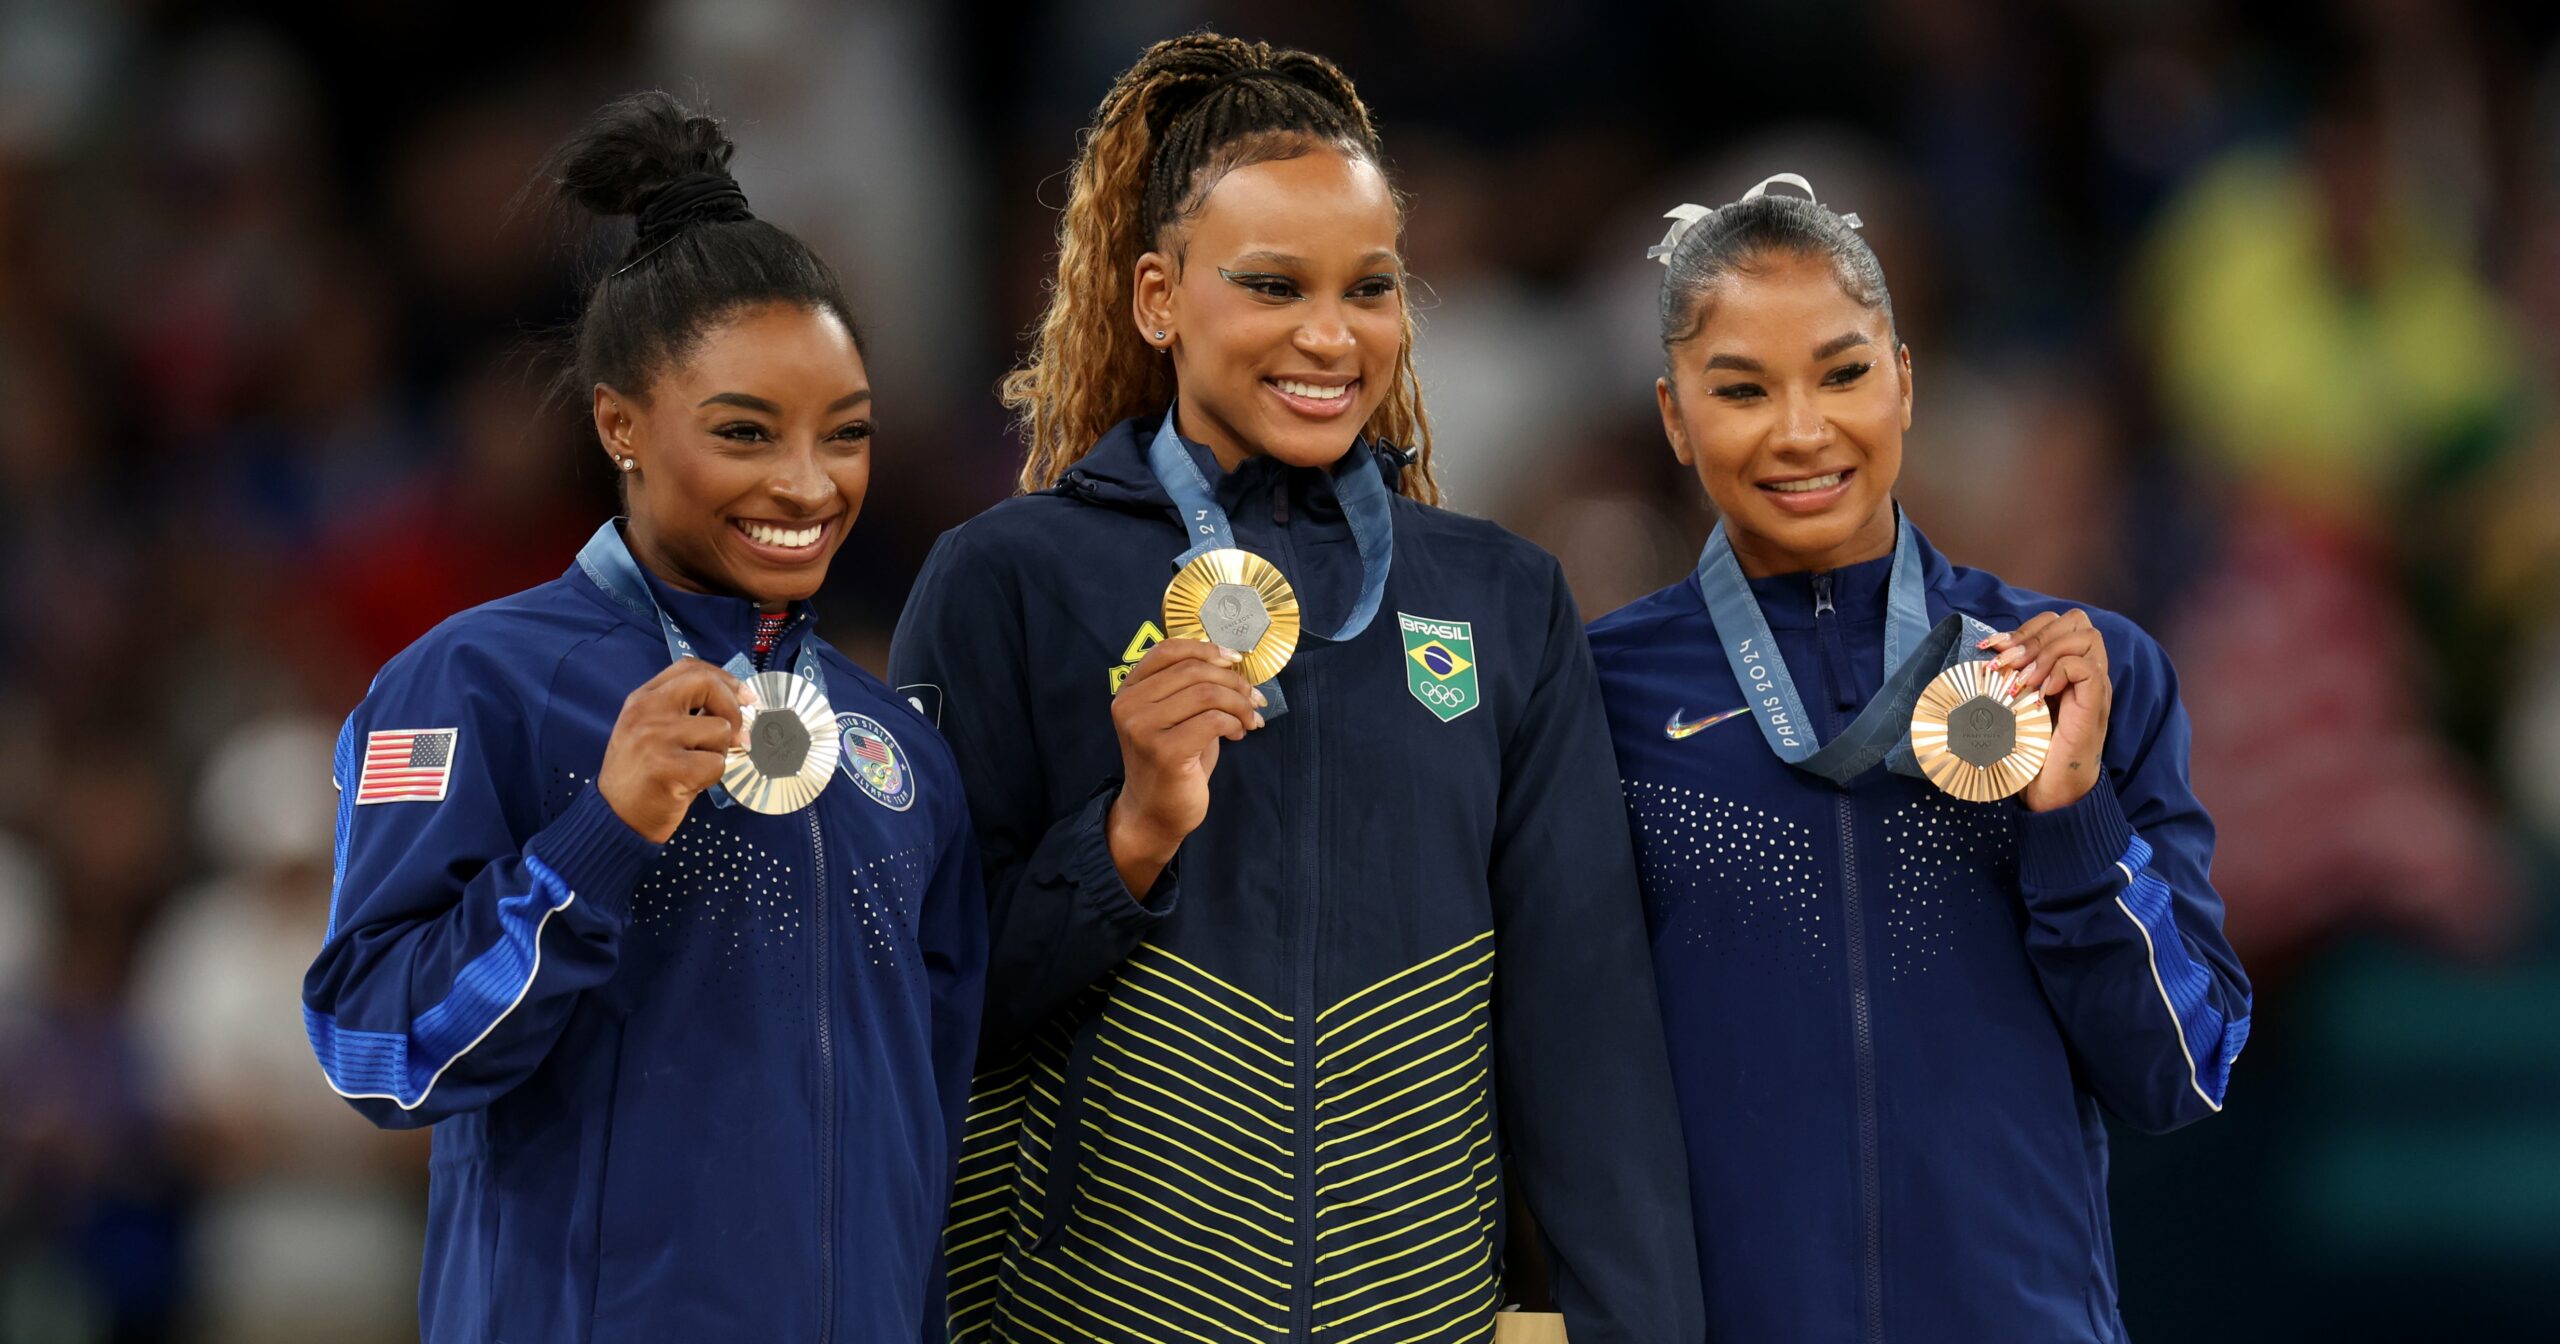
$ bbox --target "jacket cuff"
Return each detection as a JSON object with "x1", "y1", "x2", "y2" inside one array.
[
  {"x1": 2017, "y1": 781, "x2": 2137, "y2": 894},
  {"x1": 528, "y1": 784, "x2": 663, "y2": 921},
  {"x1": 1059, "y1": 781, "x2": 1181, "y2": 927}
]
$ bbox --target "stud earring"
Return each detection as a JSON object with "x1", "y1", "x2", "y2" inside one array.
[
  {"x1": 1153, "y1": 330, "x2": 1168, "y2": 342},
  {"x1": 616, "y1": 456, "x2": 636, "y2": 472}
]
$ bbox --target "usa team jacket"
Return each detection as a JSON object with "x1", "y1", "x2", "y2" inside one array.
[
  {"x1": 302, "y1": 545, "x2": 986, "y2": 1343},
  {"x1": 889, "y1": 416, "x2": 1703, "y2": 1344},
  {"x1": 1588, "y1": 527, "x2": 2251, "y2": 1344}
]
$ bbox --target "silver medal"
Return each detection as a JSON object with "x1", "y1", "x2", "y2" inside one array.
[{"x1": 722, "y1": 670, "x2": 840, "y2": 815}]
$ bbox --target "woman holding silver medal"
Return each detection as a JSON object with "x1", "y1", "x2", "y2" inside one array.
[
  {"x1": 300, "y1": 94, "x2": 985, "y2": 1343},
  {"x1": 1587, "y1": 176, "x2": 2254, "y2": 1341},
  {"x1": 891, "y1": 32, "x2": 1700, "y2": 1344}
]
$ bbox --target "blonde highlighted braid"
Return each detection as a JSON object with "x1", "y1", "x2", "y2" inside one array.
[{"x1": 1002, "y1": 32, "x2": 1438, "y2": 504}]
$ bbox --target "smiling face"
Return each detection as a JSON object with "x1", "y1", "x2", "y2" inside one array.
[
  {"x1": 1656, "y1": 250, "x2": 1912, "y2": 577},
  {"x1": 1133, "y1": 144, "x2": 1404, "y2": 472},
  {"x1": 593, "y1": 301, "x2": 872, "y2": 604}
]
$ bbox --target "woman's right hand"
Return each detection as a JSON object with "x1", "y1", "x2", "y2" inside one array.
[
  {"x1": 1107, "y1": 638, "x2": 1266, "y2": 897},
  {"x1": 598, "y1": 659, "x2": 757, "y2": 844}
]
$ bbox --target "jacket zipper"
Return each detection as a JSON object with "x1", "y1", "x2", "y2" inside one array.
[
  {"x1": 1274, "y1": 482, "x2": 1321, "y2": 1339},
  {"x1": 1815, "y1": 574, "x2": 1884, "y2": 1343},
  {"x1": 807, "y1": 806, "x2": 836, "y2": 1343}
]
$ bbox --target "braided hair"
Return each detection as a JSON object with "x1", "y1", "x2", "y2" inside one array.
[
  {"x1": 542, "y1": 91, "x2": 858, "y2": 407},
  {"x1": 1004, "y1": 33, "x2": 1438, "y2": 503}
]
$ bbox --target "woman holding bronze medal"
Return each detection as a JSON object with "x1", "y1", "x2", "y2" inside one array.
[
  {"x1": 300, "y1": 94, "x2": 986, "y2": 1343},
  {"x1": 891, "y1": 33, "x2": 1700, "y2": 1344},
  {"x1": 1587, "y1": 176, "x2": 2254, "y2": 1341}
]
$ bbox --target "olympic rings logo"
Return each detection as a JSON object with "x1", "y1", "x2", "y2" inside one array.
[{"x1": 1416, "y1": 681, "x2": 1472, "y2": 708}]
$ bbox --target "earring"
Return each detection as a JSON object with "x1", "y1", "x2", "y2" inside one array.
[
  {"x1": 616, "y1": 456, "x2": 636, "y2": 473},
  {"x1": 1153, "y1": 331, "x2": 1168, "y2": 342}
]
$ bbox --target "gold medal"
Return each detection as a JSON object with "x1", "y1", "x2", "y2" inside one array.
[
  {"x1": 1163, "y1": 548, "x2": 1302, "y2": 685},
  {"x1": 1909, "y1": 659, "x2": 2052, "y2": 803},
  {"x1": 721, "y1": 670, "x2": 840, "y2": 815}
]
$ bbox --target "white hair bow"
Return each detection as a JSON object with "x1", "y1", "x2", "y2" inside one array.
[{"x1": 1647, "y1": 173, "x2": 1864, "y2": 268}]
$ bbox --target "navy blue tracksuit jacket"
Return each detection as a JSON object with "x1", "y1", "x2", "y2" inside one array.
[
  {"x1": 303, "y1": 540, "x2": 986, "y2": 1342},
  {"x1": 1589, "y1": 526, "x2": 2251, "y2": 1343},
  {"x1": 890, "y1": 416, "x2": 1703, "y2": 1344}
]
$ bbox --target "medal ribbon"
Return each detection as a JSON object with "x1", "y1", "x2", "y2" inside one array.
[
  {"x1": 1692, "y1": 510, "x2": 1993, "y2": 785},
  {"x1": 1146, "y1": 411, "x2": 1396, "y2": 711},
  {"x1": 576, "y1": 520, "x2": 828, "y2": 808}
]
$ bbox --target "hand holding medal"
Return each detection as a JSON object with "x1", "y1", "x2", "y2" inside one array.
[
  {"x1": 1977, "y1": 610, "x2": 2111, "y2": 811},
  {"x1": 1107, "y1": 639, "x2": 1267, "y2": 897},
  {"x1": 1105, "y1": 411, "x2": 1392, "y2": 897},
  {"x1": 599, "y1": 660, "x2": 760, "y2": 843}
]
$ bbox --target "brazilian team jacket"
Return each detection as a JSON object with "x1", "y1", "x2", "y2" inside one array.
[
  {"x1": 889, "y1": 415, "x2": 1704, "y2": 1344},
  {"x1": 301, "y1": 537, "x2": 986, "y2": 1343},
  {"x1": 1588, "y1": 526, "x2": 2252, "y2": 1344}
]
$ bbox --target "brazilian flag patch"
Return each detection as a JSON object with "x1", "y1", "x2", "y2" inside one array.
[{"x1": 1398, "y1": 612, "x2": 1480, "y2": 722}]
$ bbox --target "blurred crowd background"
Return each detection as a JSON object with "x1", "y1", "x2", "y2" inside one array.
[{"x1": 3, "y1": 0, "x2": 2556, "y2": 1339}]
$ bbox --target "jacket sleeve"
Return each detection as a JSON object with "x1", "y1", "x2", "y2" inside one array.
[
  {"x1": 1491, "y1": 559, "x2": 1704, "y2": 1344},
  {"x1": 302, "y1": 642, "x2": 661, "y2": 1130},
  {"x1": 889, "y1": 525, "x2": 1178, "y2": 1052},
  {"x1": 2015, "y1": 619, "x2": 2252, "y2": 1133}
]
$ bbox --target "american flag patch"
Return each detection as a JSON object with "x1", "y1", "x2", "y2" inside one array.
[{"x1": 357, "y1": 728, "x2": 459, "y2": 805}]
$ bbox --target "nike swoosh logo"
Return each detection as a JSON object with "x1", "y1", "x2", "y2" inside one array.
[{"x1": 1664, "y1": 705, "x2": 1750, "y2": 740}]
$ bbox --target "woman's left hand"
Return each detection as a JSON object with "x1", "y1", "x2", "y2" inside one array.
[{"x1": 1981, "y1": 610, "x2": 2111, "y2": 813}]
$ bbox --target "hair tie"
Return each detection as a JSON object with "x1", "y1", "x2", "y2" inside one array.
[
  {"x1": 615, "y1": 171, "x2": 753, "y2": 275},
  {"x1": 1645, "y1": 173, "x2": 1864, "y2": 269}
]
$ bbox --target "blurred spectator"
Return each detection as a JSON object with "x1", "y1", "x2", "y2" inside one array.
[{"x1": 129, "y1": 719, "x2": 422, "y2": 1344}]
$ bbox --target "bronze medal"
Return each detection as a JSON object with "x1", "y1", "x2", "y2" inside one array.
[{"x1": 1909, "y1": 659, "x2": 2052, "y2": 803}]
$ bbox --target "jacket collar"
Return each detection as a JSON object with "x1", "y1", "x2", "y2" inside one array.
[
  {"x1": 574, "y1": 520, "x2": 815, "y2": 668},
  {"x1": 1056, "y1": 412, "x2": 1407, "y2": 518},
  {"x1": 1741, "y1": 514, "x2": 1952, "y2": 631}
]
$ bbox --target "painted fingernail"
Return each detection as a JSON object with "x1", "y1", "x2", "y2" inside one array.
[
  {"x1": 1251, "y1": 689, "x2": 1268, "y2": 708},
  {"x1": 1976, "y1": 637, "x2": 1996, "y2": 650},
  {"x1": 1251, "y1": 713, "x2": 1266, "y2": 730},
  {"x1": 1218, "y1": 647, "x2": 1241, "y2": 664}
]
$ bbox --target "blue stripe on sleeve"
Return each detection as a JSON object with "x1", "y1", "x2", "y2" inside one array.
[
  {"x1": 304, "y1": 855, "x2": 578, "y2": 1109},
  {"x1": 2114, "y1": 833, "x2": 2246, "y2": 1109},
  {"x1": 326, "y1": 713, "x2": 358, "y2": 940}
]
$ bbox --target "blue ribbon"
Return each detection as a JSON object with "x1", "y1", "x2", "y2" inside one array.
[
  {"x1": 1145, "y1": 411, "x2": 1396, "y2": 715},
  {"x1": 1692, "y1": 510, "x2": 1991, "y2": 785},
  {"x1": 576, "y1": 520, "x2": 828, "y2": 808}
]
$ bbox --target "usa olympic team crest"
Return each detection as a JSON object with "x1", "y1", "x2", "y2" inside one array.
[{"x1": 834, "y1": 712, "x2": 915, "y2": 811}]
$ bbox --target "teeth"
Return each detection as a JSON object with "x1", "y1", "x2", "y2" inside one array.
[
  {"x1": 741, "y1": 521, "x2": 823, "y2": 548},
  {"x1": 1272, "y1": 378, "x2": 1349, "y2": 401},
  {"x1": 1765, "y1": 473, "x2": 1845, "y2": 494}
]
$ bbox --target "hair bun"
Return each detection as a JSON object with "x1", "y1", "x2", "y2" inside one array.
[{"x1": 546, "y1": 91, "x2": 738, "y2": 222}]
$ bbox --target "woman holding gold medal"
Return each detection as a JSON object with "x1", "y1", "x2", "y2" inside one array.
[
  {"x1": 301, "y1": 94, "x2": 985, "y2": 1343},
  {"x1": 1587, "y1": 176, "x2": 2254, "y2": 1342},
  {"x1": 891, "y1": 33, "x2": 1700, "y2": 1344}
]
